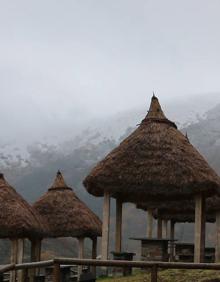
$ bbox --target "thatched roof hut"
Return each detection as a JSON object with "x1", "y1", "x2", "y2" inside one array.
[
  {"x1": 152, "y1": 208, "x2": 216, "y2": 223},
  {"x1": 33, "y1": 171, "x2": 102, "y2": 239},
  {"x1": 84, "y1": 95, "x2": 220, "y2": 202},
  {"x1": 0, "y1": 173, "x2": 46, "y2": 239},
  {"x1": 83, "y1": 95, "x2": 220, "y2": 262},
  {"x1": 137, "y1": 193, "x2": 220, "y2": 222}
]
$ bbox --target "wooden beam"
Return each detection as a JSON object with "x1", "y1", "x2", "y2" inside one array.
[
  {"x1": 31, "y1": 239, "x2": 41, "y2": 262},
  {"x1": 151, "y1": 265, "x2": 158, "y2": 282},
  {"x1": 147, "y1": 209, "x2": 153, "y2": 238},
  {"x1": 215, "y1": 211, "x2": 220, "y2": 262},
  {"x1": 30, "y1": 239, "x2": 42, "y2": 278},
  {"x1": 157, "y1": 218, "x2": 162, "y2": 239},
  {"x1": 92, "y1": 237, "x2": 97, "y2": 260},
  {"x1": 17, "y1": 239, "x2": 24, "y2": 282},
  {"x1": 53, "y1": 263, "x2": 61, "y2": 282},
  {"x1": 101, "y1": 191, "x2": 110, "y2": 260},
  {"x1": 194, "y1": 194, "x2": 206, "y2": 263},
  {"x1": 170, "y1": 220, "x2": 175, "y2": 262},
  {"x1": 10, "y1": 239, "x2": 18, "y2": 282},
  {"x1": 78, "y1": 237, "x2": 84, "y2": 278},
  {"x1": 91, "y1": 237, "x2": 97, "y2": 276},
  {"x1": 162, "y1": 220, "x2": 168, "y2": 239},
  {"x1": 115, "y1": 198, "x2": 122, "y2": 252}
]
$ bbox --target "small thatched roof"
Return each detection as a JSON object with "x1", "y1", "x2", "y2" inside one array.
[
  {"x1": 33, "y1": 171, "x2": 102, "y2": 239},
  {"x1": 137, "y1": 195, "x2": 220, "y2": 223},
  {"x1": 152, "y1": 209, "x2": 216, "y2": 223},
  {"x1": 0, "y1": 173, "x2": 47, "y2": 239},
  {"x1": 137, "y1": 195, "x2": 220, "y2": 213},
  {"x1": 84, "y1": 95, "x2": 220, "y2": 202}
]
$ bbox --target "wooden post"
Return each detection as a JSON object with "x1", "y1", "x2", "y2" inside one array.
[
  {"x1": 31, "y1": 239, "x2": 41, "y2": 262},
  {"x1": 17, "y1": 239, "x2": 24, "y2": 282},
  {"x1": 91, "y1": 237, "x2": 97, "y2": 275},
  {"x1": 170, "y1": 220, "x2": 175, "y2": 262},
  {"x1": 147, "y1": 209, "x2": 153, "y2": 238},
  {"x1": 78, "y1": 237, "x2": 84, "y2": 278},
  {"x1": 23, "y1": 269, "x2": 28, "y2": 282},
  {"x1": 194, "y1": 194, "x2": 206, "y2": 263},
  {"x1": 157, "y1": 218, "x2": 162, "y2": 239},
  {"x1": 162, "y1": 220, "x2": 168, "y2": 239},
  {"x1": 53, "y1": 263, "x2": 61, "y2": 282},
  {"x1": 101, "y1": 191, "x2": 110, "y2": 260},
  {"x1": 10, "y1": 239, "x2": 18, "y2": 282},
  {"x1": 151, "y1": 265, "x2": 158, "y2": 282},
  {"x1": 215, "y1": 211, "x2": 220, "y2": 262},
  {"x1": 115, "y1": 198, "x2": 122, "y2": 252},
  {"x1": 30, "y1": 239, "x2": 42, "y2": 278}
]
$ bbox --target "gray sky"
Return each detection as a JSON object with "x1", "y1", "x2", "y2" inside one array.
[{"x1": 1, "y1": 0, "x2": 220, "y2": 143}]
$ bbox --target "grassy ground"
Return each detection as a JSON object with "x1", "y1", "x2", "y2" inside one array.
[{"x1": 98, "y1": 269, "x2": 220, "y2": 282}]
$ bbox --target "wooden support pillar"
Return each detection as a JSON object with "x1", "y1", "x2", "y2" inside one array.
[
  {"x1": 157, "y1": 218, "x2": 162, "y2": 239},
  {"x1": 215, "y1": 211, "x2": 220, "y2": 262},
  {"x1": 170, "y1": 220, "x2": 175, "y2": 262},
  {"x1": 91, "y1": 237, "x2": 97, "y2": 275},
  {"x1": 78, "y1": 237, "x2": 84, "y2": 278},
  {"x1": 194, "y1": 194, "x2": 206, "y2": 263},
  {"x1": 162, "y1": 220, "x2": 168, "y2": 239},
  {"x1": 10, "y1": 239, "x2": 18, "y2": 282},
  {"x1": 151, "y1": 265, "x2": 158, "y2": 282},
  {"x1": 17, "y1": 239, "x2": 24, "y2": 282},
  {"x1": 53, "y1": 263, "x2": 61, "y2": 282},
  {"x1": 115, "y1": 198, "x2": 122, "y2": 252},
  {"x1": 31, "y1": 239, "x2": 41, "y2": 262},
  {"x1": 92, "y1": 237, "x2": 97, "y2": 259},
  {"x1": 147, "y1": 209, "x2": 153, "y2": 238},
  {"x1": 101, "y1": 191, "x2": 110, "y2": 260},
  {"x1": 30, "y1": 239, "x2": 42, "y2": 278}
]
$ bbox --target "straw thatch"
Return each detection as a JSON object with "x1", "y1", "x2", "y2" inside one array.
[
  {"x1": 137, "y1": 194, "x2": 220, "y2": 223},
  {"x1": 152, "y1": 209, "x2": 216, "y2": 223},
  {"x1": 33, "y1": 171, "x2": 102, "y2": 238},
  {"x1": 84, "y1": 95, "x2": 220, "y2": 202},
  {"x1": 0, "y1": 173, "x2": 46, "y2": 239},
  {"x1": 137, "y1": 196, "x2": 220, "y2": 213}
]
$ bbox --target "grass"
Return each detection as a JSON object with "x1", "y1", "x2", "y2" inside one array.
[{"x1": 98, "y1": 269, "x2": 220, "y2": 282}]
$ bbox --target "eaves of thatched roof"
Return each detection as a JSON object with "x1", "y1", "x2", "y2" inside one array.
[
  {"x1": 137, "y1": 194, "x2": 220, "y2": 223},
  {"x1": 152, "y1": 208, "x2": 216, "y2": 223},
  {"x1": 84, "y1": 96, "x2": 220, "y2": 202},
  {"x1": 33, "y1": 171, "x2": 102, "y2": 239}
]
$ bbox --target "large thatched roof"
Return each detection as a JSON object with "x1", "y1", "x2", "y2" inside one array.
[
  {"x1": 84, "y1": 95, "x2": 220, "y2": 202},
  {"x1": 33, "y1": 171, "x2": 102, "y2": 238},
  {"x1": 0, "y1": 173, "x2": 47, "y2": 239}
]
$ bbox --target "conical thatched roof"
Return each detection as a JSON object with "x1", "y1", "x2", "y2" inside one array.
[
  {"x1": 33, "y1": 171, "x2": 102, "y2": 238},
  {"x1": 84, "y1": 95, "x2": 220, "y2": 202},
  {"x1": 0, "y1": 173, "x2": 47, "y2": 239}
]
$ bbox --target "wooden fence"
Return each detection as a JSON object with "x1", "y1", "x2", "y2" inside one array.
[{"x1": 2, "y1": 258, "x2": 220, "y2": 282}]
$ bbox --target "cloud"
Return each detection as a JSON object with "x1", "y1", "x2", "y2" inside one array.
[{"x1": 0, "y1": 0, "x2": 220, "y2": 143}]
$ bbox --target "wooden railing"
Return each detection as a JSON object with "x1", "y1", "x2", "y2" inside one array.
[{"x1": 2, "y1": 258, "x2": 220, "y2": 282}]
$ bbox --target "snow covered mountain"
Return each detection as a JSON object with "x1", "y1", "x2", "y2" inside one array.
[{"x1": 1, "y1": 93, "x2": 220, "y2": 169}]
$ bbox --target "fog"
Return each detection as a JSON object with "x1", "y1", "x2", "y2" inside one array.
[{"x1": 1, "y1": 0, "x2": 220, "y2": 144}]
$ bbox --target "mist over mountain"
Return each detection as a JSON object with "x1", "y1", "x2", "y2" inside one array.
[{"x1": 1, "y1": 92, "x2": 220, "y2": 169}]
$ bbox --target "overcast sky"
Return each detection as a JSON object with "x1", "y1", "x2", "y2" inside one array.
[{"x1": 1, "y1": 0, "x2": 220, "y2": 143}]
